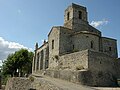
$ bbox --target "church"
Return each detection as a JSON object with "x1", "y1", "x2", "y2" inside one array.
[{"x1": 32, "y1": 3, "x2": 120, "y2": 86}]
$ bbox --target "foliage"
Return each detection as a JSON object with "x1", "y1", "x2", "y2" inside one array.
[
  {"x1": 76, "y1": 65, "x2": 84, "y2": 70},
  {"x1": 2, "y1": 49, "x2": 34, "y2": 77},
  {"x1": 54, "y1": 55, "x2": 59, "y2": 60},
  {"x1": 1, "y1": 74, "x2": 11, "y2": 85},
  {"x1": 29, "y1": 75, "x2": 34, "y2": 82},
  {"x1": 72, "y1": 48, "x2": 79, "y2": 53}
]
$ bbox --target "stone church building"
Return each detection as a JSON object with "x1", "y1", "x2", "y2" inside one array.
[{"x1": 32, "y1": 3, "x2": 120, "y2": 86}]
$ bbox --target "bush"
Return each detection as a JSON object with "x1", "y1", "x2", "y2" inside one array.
[
  {"x1": 54, "y1": 55, "x2": 59, "y2": 60},
  {"x1": 2, "y1": 75, "x2": 11, "y2": 85},
  {"x1": 29, "y1": 75, "x2": 34, "y2": 82},
  {"x1": 76, "y1": 65, "x2": 84, "y2": 70}
]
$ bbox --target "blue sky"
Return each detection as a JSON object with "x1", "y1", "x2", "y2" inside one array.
[{"x1": 0, "y1": 0, "x2": 120, "y2": 64}]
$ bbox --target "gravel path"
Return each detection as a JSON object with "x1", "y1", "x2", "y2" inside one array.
[
  {"x1": 34, "y1": 75, "x2": 96, "y2": 90},
  {"x1": 34, "y1": 75, "x2": 120, "y2": 90}
]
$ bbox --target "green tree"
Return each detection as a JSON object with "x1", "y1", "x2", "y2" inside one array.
[
  {"x1": 2, "y1": 49, "x2": 33, "y2": 77},
  {"x1": 2, "y1": 54, "x2": 16, "y2": 76}
]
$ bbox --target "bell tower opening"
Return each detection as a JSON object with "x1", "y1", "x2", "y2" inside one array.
[
  {"x1": 67, "y1": 12, "x2": 70, "y2": 20},
  {"x1": 91, "y1": 41, "x2": 94, "y2": 49},
  {"x1": 79, "y1": 11, "x2": 82, "y2": 19}
]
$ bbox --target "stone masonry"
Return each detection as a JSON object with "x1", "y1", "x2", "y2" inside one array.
[{"x1": 32, "y1": 3, "x2": 120, "y2": 86}]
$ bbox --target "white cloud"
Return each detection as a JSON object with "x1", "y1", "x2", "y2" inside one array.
[
  {"x1": 41, "y1": 39, "x2": 44, "y2": 43},
  {"x1": 0, "y1": 37, "x2": 32, "y2": 65},
  {"x1": 0, "y1": 60, "x2": 2, "y2": 66},
  {"x1": 90, "y1": 19, "x2": 108, "y2": 28}
]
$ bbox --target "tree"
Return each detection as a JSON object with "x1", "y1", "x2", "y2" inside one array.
[
  {"x1": 2, "y1": 54, "x2": 16, "y2": 76},
  {"x1": 2, "y1": 49, "x2": 34, "y2": 77}
]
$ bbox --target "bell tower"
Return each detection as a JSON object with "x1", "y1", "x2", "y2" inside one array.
[{"x1": 64, "y1": 3, "x2": 88, "y2": 31}]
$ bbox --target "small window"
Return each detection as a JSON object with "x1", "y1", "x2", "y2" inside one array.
[
  {"x1": 91, "y1": 41, "x2": 94, "y2": 49},
  {"x1": 67, "y1": 12, "x2": 70, "y2": 20},
  {"x1": 73, "y1": 45, "x2": 74, "y2": 49},
  {"x1": 36, "y1": 53, "x2": 39, "y2": 70},
  {"x1": 79, "y1": 11, "x2": 82, "y2": 19},
  {"x1": 52, "y1": 40, "x2": 54, "y2": 49},
  {"x1": 109, "y1": 47, "x2": 112, "y2": 51}
]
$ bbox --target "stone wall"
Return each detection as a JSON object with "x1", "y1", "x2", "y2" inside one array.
[
  {"x1": 101, "y1": 37, "x2": 118, "y2": 58},
  {"x1": 88, "y1": 50, "x2": 117, "y2": 75},
  {"x1": 48, "y1": 27, "x2": 60, "y2": 69},
  {"x1": 31, "y1": 76, "x2": 63, "y2": 90},
  {"x1": 88, "y1": 50, "x2": 118, "y2": 86},
  {"x1": 72, "y1": 32, "x2": 100, "y2": 52},
  {"x1": 59, "y1": 27, "x2": 73, "y2": 55},
  {"x1": 43, "y1": 50, "x2": 118, "y2": 86},
  {"x1": 44, "y1": 69, "x2": 118, "y2": 87},
  {"x1": 115, "y1": 58, "x2": 120, "y2": 78},
  {"x1": 5, "y1": 77, "x2": 31, "y2": 90},
  {"x1": 45, "y1": 69, "x2": 93, "y2": 86},
  {"x1": 5, "y1": 77, "x2": 63, "y2": 90},
  {"x1": 59, "y1": 50, "x2": 88, "y2": 70}
]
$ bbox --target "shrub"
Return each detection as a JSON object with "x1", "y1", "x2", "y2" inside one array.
[
  {"x1": 76, "y1": 65, "x2": 84, "y2": 70},
  {"x1": 54, "y1": 55, "x2": 59, "y2": 60},
  {"x1": 29, "y1": 75, "x2": 34, "y2": 82}
]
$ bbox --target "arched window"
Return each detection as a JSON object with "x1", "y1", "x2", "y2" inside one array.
[
  {"x1": 67, "y1": 12, "x2": 70, "y2": 20},
  {"x1": 91, "y1": 41, "x2": 94, "y2": 49},
  {"x1": 52, "y1": 40, "x2": 54, "y2": 49},
  {"x1": 73, "y1": 45, "x2": 74, "y2": 50},
  {"x1": 79, "y1": 11, "x2": 82, "y2": 19},
  {"x1": 109, "y1": 47, "x2": 112, "y2": 51},
  {"x1": 36, "y1": 53, "x2": 39, "y2": 70},
  {"x1": 40, "y1": 50, "x2": 43, "y2": 70}
]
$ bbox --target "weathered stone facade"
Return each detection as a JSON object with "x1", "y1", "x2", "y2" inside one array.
[
  {"x1": 32, "y1": 3, "x2": 119, "y2": 86},
  {"x1": 5, "y1": 77, "x2": 31, "y2": 90}
]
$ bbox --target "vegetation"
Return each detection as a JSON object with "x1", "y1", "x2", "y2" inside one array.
[
  {"x1": 29, "y1": 75, "x2": 34, "y2": 82},
  {"x1": 76, "y1": 65, "x2": 84, "y2": 70},
  {"x1": 1, "y1": 49, "x2": 33, "y2": 84},
  {"x1": 72, "y1": 48, "x2": 79, "y2": 53}
]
